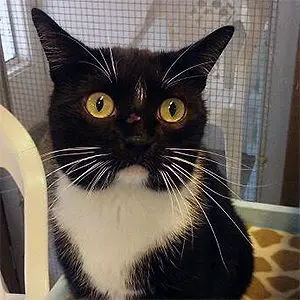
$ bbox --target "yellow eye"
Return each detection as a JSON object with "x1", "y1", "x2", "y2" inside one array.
[
  {"x1": 85, "y1": 92, "x2": 115, "y2": 118},
  {"x1": 158, "y1": 98, "x2": 186, "y2": 123}
]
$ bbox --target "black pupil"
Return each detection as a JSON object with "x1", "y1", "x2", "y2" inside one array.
[
  {"x1": 169, "y1": 101, "x2": 177, "y2": 117},
  {"x1": 96, "y1": 97, "x2": 104, "y2": 111}
]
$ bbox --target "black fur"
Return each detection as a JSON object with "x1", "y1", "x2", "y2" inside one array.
[
  {"x1": 132, "y1": 161, "x2": 253, "y2": 299},
  {"x1": 32, "y1": 8, "x2": 253, "y2": 299}
]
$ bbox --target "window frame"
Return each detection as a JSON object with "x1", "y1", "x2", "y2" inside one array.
[
  {"x1": 1, "y1": 0, "x2": 17, "y2": 63},
  {"x1": 1, "y1": 0, "x2": 50, "y2": 129}
]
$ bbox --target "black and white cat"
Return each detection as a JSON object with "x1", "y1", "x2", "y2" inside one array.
[{"x1": 32, "y1": 8, "x2": 253, "y2": 300}]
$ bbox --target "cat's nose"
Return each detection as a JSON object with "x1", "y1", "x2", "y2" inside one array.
[{"x1": 126, "y1": 113, "x2": 141, "y2": 124}]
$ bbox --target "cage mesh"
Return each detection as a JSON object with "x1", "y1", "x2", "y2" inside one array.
[{"x1": 0, "y1": 0, "x2": 278, "y2": 201}]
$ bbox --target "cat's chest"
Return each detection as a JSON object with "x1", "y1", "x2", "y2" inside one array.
[{"x1": 53, "y1": 175, "x2": 191, "y2": 299}]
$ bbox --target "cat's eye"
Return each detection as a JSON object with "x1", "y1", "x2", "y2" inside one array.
[
  {"x1": 85, "y1": 92, "x2": 115, "y2": 119},
  {"x1": 158, "y1": 98, "x2": 186, "y2": 123}
]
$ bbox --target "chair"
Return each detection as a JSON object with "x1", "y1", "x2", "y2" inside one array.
[{"x1": 0, "y1": 105, "x2": 49, "y2": 299}]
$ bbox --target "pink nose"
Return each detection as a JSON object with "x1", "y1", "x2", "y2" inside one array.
[{"x1": 126, "y1": 113, "x2": 141, "y2": 124}]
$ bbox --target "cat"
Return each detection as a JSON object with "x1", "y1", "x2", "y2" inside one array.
[{"x1": 32, "y1": 8, "x2": 253, "y2": 300}]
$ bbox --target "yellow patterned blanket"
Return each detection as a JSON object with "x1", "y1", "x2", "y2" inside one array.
[
  {"x1": 245, "y1": 226, "x2": 299, "y2": 300},
  {"x1": 47, "y1": 226, "x2": 300, "y2": 300}
]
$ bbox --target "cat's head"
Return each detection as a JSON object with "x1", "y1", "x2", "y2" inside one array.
[{"x1": 32, "y1": 8, "x2": 233, "y2": 190}]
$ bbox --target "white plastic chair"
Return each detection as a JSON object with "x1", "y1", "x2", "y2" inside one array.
[{"x1": 0, "y1": 105, "x2": 49, "y2": 299}]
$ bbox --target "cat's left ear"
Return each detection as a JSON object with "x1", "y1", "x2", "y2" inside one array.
[
  {"x1": 31, "y1": 8, "x2": 88, "y2": 82},
  {"x1": 164, "y1": 26, "x2": 234, "y2": 85}
]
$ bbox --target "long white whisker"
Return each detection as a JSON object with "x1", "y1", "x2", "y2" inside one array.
[
  {"x1": 200, "y1": 186, "x2": 252, "y2": 245},
  {"x1": 171, "y1": 149, "x2": 270, "y2": 188},
  {"x1": 163, "y1": 164, "x2": 228, "y2": 272},
  {"x1": 164, "y1": 171, "x2": 195, "y2": 251},
  {"x1": 166, "y1": 75, "x2": 206, "y2": 88},
  {"x1": 171, "y1": 150, "x2": 250, "y2": 171},
  {"x1": 161, "y1": 42, "x2": 196, "y2": 84},
  {"x1": 86, "y1": 162, "x2": 106, "y2": 192},
  {"x1": 86, "y1": 161, "x2": 112, "y2": 197},
  {"x1": 165, "y1": 155, "x2": 243, "y2": 200},
  {"x1": 98, "y1": 48, "x2": 112, "y2": 79},
  {"x1": 163, "y1": 171, "x2": 185, "y2": 224},
  {"x1": 102, "y1": 165, "x2": 114, "y2": 188},
  {"x1": 41, "y1": 147, "x2": 101, "y2": 157},
  {"x1": 202, "y1": 165, "x2": 249, "y2": 188},
  {"x1": 159, "y1": 171, "x2": 175, "y2": 219},
  {"x1": 47, "y1": 159, "x2": 97, "y2": 190},
  {"x1": 169, "y1": 161, "x2": 251, "y2": 245},
  {"x1": 46, "y1": 153, "x2": 110, "y2": 178},
  {"x1": 78, "y1": 60, "x2": 111, "y2": 81},
  {"x1": 201, "y1": 167, "x2": 244, "y2": 200},
  {"x1": 42, "y1": 151, "x2": 95, "y2": 162},
  {"x1": 50, "y1": 160, "x2": 105, "y2": 211},
  {"x1": 108, "y1": 44, "x2": 117, "y2": 82},
  {"x1": 62, "y1": 161, "x2": 104, "y2": 192},
  {"x1": 106, "y1": 30, "x2": 118, "y2": 81},
  {"x1": 165, "y1": 61, "x2": 214, "y2": 86},
  {"x1": 57, "y1": 33, "x2": 112, "y2": 81},
  {"x1": 167, "y1": 148, "x2": 251, "y2": 170}
]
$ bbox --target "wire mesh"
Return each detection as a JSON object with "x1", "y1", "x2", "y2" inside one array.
[
  {"x1": 0, "y1": 0, "x2": 278, "y2": 201},
  {"x1": 0, "y1": 0, "x2": 281, "y2": 292}
]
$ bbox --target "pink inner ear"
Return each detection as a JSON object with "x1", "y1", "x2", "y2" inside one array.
[{"x1": 127, "y1": 113, "x2": 141, "y2": 124}]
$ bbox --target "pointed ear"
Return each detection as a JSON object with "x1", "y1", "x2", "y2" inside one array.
[
  {"x1": 192, "y1": 26, "x2": 234, "y2": 72},
  {"x1": 166, "y1": 26, "x2": 235, "y2": 85},
  {"x1": 31, "y1": 8, "x2": 87, "y2": 80}
]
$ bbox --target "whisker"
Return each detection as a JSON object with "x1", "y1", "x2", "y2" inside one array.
[
  {"x1": 167, "y1": 148, "x2": 252, "y2": 170},
  {"x1": 47, "y1": 159, "x2": 98, "y2": 190},
  {"x1": 163, "y1": 163, "x2": 228, "y2": 272},
  {"x1": 86, "y1": 162, "x2": 105, "y2": 192},
  {"x1": 164, "y1": 61, "x2": 214, "y2": 87},
  {"x1": 168, "y1": 154, "x2": 243, "y2": 189},
  {"x1": 62, "y1": 161, "x2": 104, "y2": 192},
  {"x1": 98, "y1": 48, "x2": 112, "y2": 79},
  {"x1": 200, "y1": 167, "x2": 244, "y2": 200},
  {"x1": 201, "y1": 166, "x2": 250, "y2": 188},
  {"x1": 166, "y1": 75, "x2": 206, "y2": 88},
  {"x1": 86, "y1": 161, "x2": 112, "y2": 197},
  {"x1": 41, "y1": 147, "x2": 101, "y2": 157},
  {"x1": 166, "y1": 148, "x2": 252, "y2": 170},
  {"x1": 164, "y1": 170, "x2": 195, "y2": 250},
  {"x1": 78, "y1": 61, "x2": 111, "y2": 81},
  {"x1": 109, "y1": 47, "x2": 117, "y2": 82},
  {"x1": 170, "y1": 150, "x2": 251, "y2": 171},
  {"x1": 163, "y1": 171, "x2": 186, "y2": 224},
  {"x1": 165, "y1": 155, "x2": 243, "y2": 200},
  {"x1": 169, "y1": 161, "x2": 251, "y2": 245},
  {"x1": 169, "y1": 150, "x2": 273, "y2": 189},
  {"x1": 161, "y1": 42, "x2": 196, "y2": 84},
  {"x1": 46, "y1": 153, "x2": 110, "y2": 178},
  {"x1": 50, "y1": 161, "x2": 106, "y2": 210},
  {"x1": 102, "y1": 168, "x2": 113, "y2": 188},
  {"x1": 159, "y1": 171, "x2": 175, "y2": 219},
  {"x1": 42, "y1": 151, "x2": 95, "y2": 162},
  {"x1": 56, "y1": 33, "x2": 112, "y2": 82},
  {"x1": 105, "y1": 34, "x2": 118, "y2": 83}
]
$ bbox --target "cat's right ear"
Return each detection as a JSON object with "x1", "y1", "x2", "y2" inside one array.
[{"x1": 31, "y1": 8, "x2": 85, "y2": 81}]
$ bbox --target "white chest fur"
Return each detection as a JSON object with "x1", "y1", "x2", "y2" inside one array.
[{"x1": 53, "y1": 171, "x2": 193, "y2": 299}]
